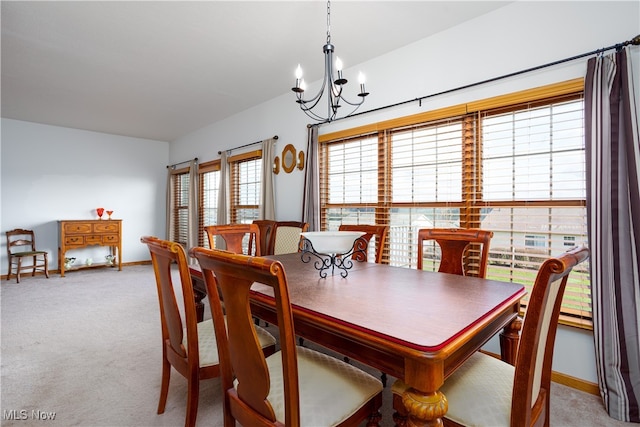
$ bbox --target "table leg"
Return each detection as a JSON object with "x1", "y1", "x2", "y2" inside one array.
[
  {"x1": 401, "y1": 387, "x2": 448, "y2": 427},
  {"x1": 499, "y1": 316, "x2": 522, "y2": 365},
  {"x1": 191, "y1": 275, "x2": 206, "y2": 323}
]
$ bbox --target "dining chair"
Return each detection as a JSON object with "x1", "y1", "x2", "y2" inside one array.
[
  {"x1": 417, "y1": 228, "x2": 494, "y2": 278},
  {"x1": 190, "y1": 246, "x2": 384, "y2": 427},
  {"x1": 6, "y1": 228, "x2": 49, "y2": 283},
  {"x1": 391, "y1": 245, "x2": 590, "y2": 427},
  {"x1": 204, "y1": 223, "x2": 261, "y2": 255},
  {"x1": 252, "y1": 219, "x2": 277, "y2": 255},
  {"x1": 141, "y1": 236, "x2": 276, "y2": 427},
  {"x1": 270, "y1": 221, "x2": 309, "y2": 255},
  {"x1": 338, "y1": 224, "x2": 388, "y2": 263}
]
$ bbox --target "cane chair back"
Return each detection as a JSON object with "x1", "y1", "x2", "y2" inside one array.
[
  {"x1": 190, "y1": 247, "x2": 383, "y2": 427},
  {"x1": 270, "y1": 221, "x2": 309, "y2": 255}
]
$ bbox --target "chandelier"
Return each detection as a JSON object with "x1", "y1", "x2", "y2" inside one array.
[{"x1": 291, "y1": 0, "x2": 369, "y2": 123}]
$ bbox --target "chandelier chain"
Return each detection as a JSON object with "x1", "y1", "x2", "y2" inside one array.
[{"x1": 326, "y1": 0, "x2": 331, "y2": 44}]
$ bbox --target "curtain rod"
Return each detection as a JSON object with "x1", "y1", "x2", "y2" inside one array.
[
  {"x1": 217, "y1": 135, "x2": 278, "y2": 155},
  {"x1": 166, "y1": 157, "x2": 198, "y2": 169},
  {"x1": 316, "y1": 34, "x2": 640, "y2": 127}
]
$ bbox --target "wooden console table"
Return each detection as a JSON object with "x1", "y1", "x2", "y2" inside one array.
[{"x1": 58, "y1": 219, "x2": 122, "y2": 276}]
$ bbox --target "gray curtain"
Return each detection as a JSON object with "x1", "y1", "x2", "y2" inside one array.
[
  {"x1": 187, "y1": 159, "x2": 199, "y2": 261},
  {"x1": 302, "y1": 125, "x2": 320, "y2": 231},
  {"x1": 260, "y1": 138, "x2": 277, "y2": 220},
  {"x1": 216, "y1": 151, "x2": 230, "y2": 249},
  {"x1": 585, "y1": 46, "x2": 640, "y2": 422},
  {"x1": 165, "y1": 166, "x2": 173, "y2": 240}
]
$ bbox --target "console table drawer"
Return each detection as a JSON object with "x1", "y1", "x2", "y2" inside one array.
[
  {"x1": 102, "y1": 234, "x2": 119, "y2": 244},
  {"x1": 94, "y1": 223, "x2": 119, "y2": 233},
  {"x1": 64, "y1": 236, "x2": 85, "y2": 246},
  {"x1": 64, "y1": 223, "x2": 92, "y2": 234},
  {"x1": 86, "y1": 235, "x2": 102, "y2": 245}
]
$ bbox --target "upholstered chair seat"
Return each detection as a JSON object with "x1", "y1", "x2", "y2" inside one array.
[
  {"x1": 263, "y1": 346, "x2": 383, "y2": 425},
  {"x1": 392, "y1": 352, "x2": 514, "y2": 426}
]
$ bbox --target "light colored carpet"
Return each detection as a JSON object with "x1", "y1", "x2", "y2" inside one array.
[{"x1": 0, "y1": 265, "x2": 633, "y2": 426}]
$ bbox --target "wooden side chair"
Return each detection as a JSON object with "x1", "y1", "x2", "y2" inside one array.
[
  {"x1": 141, "y1": 236, "x2": 276, "y2": 427},
  {"x1": 417, "y1": 228, "x2": 494, "y2": 278},
  {"x1": 338, "y1": 224, "x2": 388, "y2": 263},
  {"x1": 392, "y1": 245, "x2": 590, "y2": 427},
  {"x1": 190, "y1": 246, "x2": 383, "y2": 427},
  {"x1": 270, "y1": 221, "x2": 309, "y2": 255},
  {"x1": 6, "y1": 229, "x2": 49, "y2": 283},
  {"x1": 252, "y1": 219, "x2": 276, "y2": 255},
  {"x1": 204, "y1": 223, "x2": 261, "y2": 256}
]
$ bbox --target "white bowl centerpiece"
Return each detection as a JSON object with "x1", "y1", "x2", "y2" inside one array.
[{"x1": 301, "y1": 231, "x2": 366, "y2": 255}]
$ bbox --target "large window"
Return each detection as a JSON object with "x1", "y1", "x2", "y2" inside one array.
[
  {"x1": 319, "y1": 79, "x2": 591, "y2": 327},
  {"x1": 229, "y1": 150, "x2": 262, "y2": 224}
]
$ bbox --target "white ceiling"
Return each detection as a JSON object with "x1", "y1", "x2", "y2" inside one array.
[{"x1": 1, "y1": 1, "x2": 509, "y2": 142}]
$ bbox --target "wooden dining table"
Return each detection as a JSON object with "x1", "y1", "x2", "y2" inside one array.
[{"x1": 190, "y1": 252, "x2": 525, "y2": 426}]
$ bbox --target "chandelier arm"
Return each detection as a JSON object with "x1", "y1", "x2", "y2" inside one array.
[
  {"x1": 334, "y1": 94, "x2": 367, "y2": 107},
  {"x1": 297, "y1": 77, "x2": 328, "y2": 106}
]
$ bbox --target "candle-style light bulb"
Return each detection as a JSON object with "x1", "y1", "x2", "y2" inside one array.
[
  {"x1": 300, "y1": 79, "x2": 306, "y2": 91},
  {"x1": 358, "y1": 72, "x2": 369, "y2": 97},
  {"x1": 292, "y1": 64, "x2": 305, "y2": 93},
  {"x1": 334, "y1": 57, "x2": 347, "y2": 85}
]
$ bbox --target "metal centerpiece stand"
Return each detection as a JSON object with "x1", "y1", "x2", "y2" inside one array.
[{"x1": 299, "y1": 231, "x2": 367, "y2": 278}]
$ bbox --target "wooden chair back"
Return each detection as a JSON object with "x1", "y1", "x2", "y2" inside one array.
[
  {"x1": 510, "y1": 245, "x2": 589, "y2": 426},
  {"x1": 140, "y1": 236, "x2": 220, "y2": 427},
  {"x1": 270, "y1": 221, "x2": 309, "y2": 255},
  {"x1": 418, "y1": 228, "x2": 493, "y2": 278},
  {"x1": 252, "y1": 220, "x2": 276, "y2": 255},
  {"x1": 338, "y1": 224, "x2": 388, "y2": 263},
  {"x1": 191, "y1": 247, "x2": 301, "y2": 426},
  {"x1": 204, "y1": 223, "x2": 261, "y2": 256},
  {"x1": 6, "y1": 228, "x2": 49, "y2": 282}
]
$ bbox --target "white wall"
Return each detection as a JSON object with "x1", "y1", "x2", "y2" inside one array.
[
  {"x1": 1, "y1": 119, "x2": 169, "y2": 271},
  {"x1": 170, "y1": 1, "x2": 640, "y2": 384}
]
